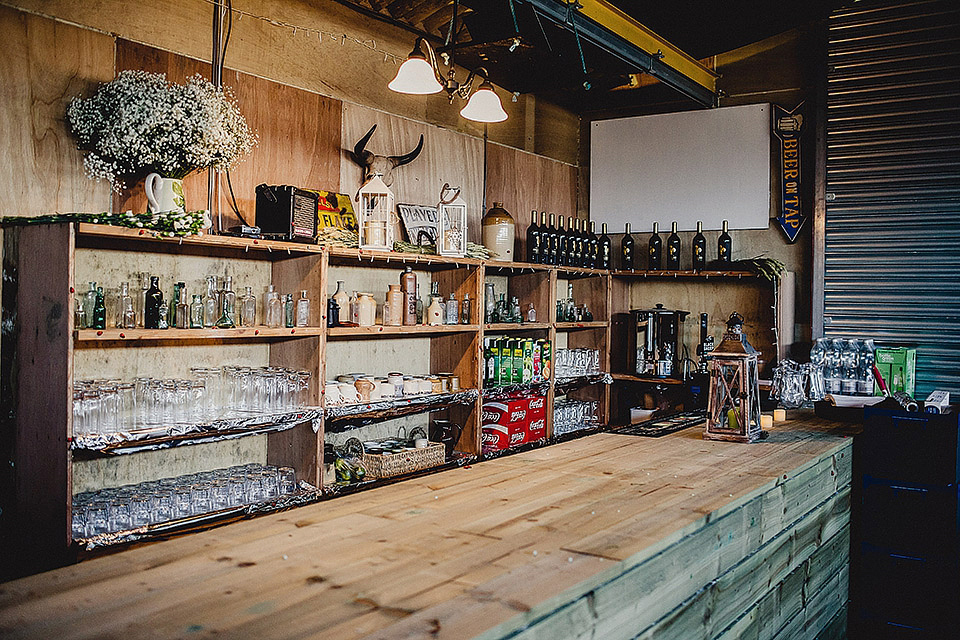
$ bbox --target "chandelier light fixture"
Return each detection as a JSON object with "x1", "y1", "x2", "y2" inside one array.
[{"x1": 388, "y1": 1, "x2": 508, "y2": 124}]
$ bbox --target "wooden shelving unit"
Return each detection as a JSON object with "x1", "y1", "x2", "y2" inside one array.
[{"x1": 3, "y1": 224, "x2": 619, "y2": 564}]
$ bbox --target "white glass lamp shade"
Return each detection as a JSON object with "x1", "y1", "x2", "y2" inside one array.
[
  {"x1": 459, "y1": 81, "x2": 508, "y2": 123},
  {"x1": 389, "y1": 56, "x2": 443, "y2": 95}
]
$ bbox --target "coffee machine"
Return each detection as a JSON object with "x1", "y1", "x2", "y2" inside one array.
[{"x1": 630, "y1": 305, "x2": 690, "y2": 378}]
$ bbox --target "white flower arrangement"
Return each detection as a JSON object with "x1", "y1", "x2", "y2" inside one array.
[{"x1": 67, "y1": 70, "x2": 257, "y2": 191}]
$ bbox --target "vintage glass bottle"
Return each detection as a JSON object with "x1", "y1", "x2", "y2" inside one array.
[
  {"x1": 621, "y1": 223, "x2": 635, "y2": 270},
  {"x1": 168, "y1": 282, "x2": 183, "y2": 328},
  {"x1": 648, "y1": 222, "x2": 662, "y2": 270},
  {"x1": 400, "y1": 266, "x2": 417, "y2": 326},
  {"x1": 265, "y1": 285, "x2": 282, "y2": 328},
  {"x1": 461, "y1": 293, "x2": 471, "y2": 324},
  {"x1": 189, "y1": 294, "x2": 204, "y2": 328},
  {"x1": 666, "y1": 221, "x2": 681, "y2": 270},
  {"x1": 692, "y1": 220, "x2": 707, "y2": 271},
  {"x1": 116, "y1": 282, "x2": 135, "y2": 329},
  {"x1": 718, "y1": 219, "x2": 732, "y2": 264},
  {"x1": 284, "y1": 293, "x2": 295, "y2": 328},
  {"x1": 216, "y1": 276, "x2": 236, "y2": 328},
  {"x1": 144, "y1": 276, "x2": 164, "y2": 330},
  {"x1": 239, "y1": 286, "x2": 256, "y2": 327},
  {"x1": 296, "y1": 290, "x2": 311, "y2": 327},
  {"x1": 445, "y1": 292, "x2": 459, "y2": 325},
  {"x1": 92, "y1": 286, "x2": 106, "y2": 330},
  {"x1": 83, "y1": 282, "x2": 98, "y2": 323},
  {"x1": 175, "y1": 284, "x2": 190, "y2": 329},
  {"x1": 203, "y1": 276, "x2": 218, "y2": 328}
]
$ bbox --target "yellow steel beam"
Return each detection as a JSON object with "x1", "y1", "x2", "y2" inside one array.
[{"x1": 576, "y1": 0, "x2": 718, "y2": 94}]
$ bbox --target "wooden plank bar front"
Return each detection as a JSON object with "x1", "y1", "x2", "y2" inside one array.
[{"x1": 0, "y1": 414, "x2": 855, "y2": 639}]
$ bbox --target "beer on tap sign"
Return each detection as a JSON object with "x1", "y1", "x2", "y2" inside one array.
[{"x1": 773, "y1": 103, "x2": 805, "y2": 242}]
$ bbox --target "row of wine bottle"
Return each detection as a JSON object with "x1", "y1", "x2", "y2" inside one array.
[{"x1": 524, "y1": 211, "x2": 733, "y2": 271}]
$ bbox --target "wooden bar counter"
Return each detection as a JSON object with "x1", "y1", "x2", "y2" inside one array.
[{"x1": 0, "y1": 414, "x2": 855, "y2": 639}]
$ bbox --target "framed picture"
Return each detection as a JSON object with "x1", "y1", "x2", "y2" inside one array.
[{"x1": 397, "y1": 203, "x2": 439, "y2": 246}]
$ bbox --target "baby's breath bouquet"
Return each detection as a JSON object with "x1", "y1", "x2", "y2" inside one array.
[{"x1": 67, "y1": 70, "x2": 257, "y2": 191}]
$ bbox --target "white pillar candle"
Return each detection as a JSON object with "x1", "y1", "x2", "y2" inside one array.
[
  {"x1": 773, "y1": 408, "x2": 787, "y2": 422},
  {"x1": 761, "y1": 414, "x2": 774, "y2": 429}
]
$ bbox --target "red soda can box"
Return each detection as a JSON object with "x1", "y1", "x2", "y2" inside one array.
[
  {"x1": 527, "y1": 395, "x2": 547, "y2": 420},
  {"x1": 481, "y1": 398, "x2": 529, "y2": 426},
  {"x1": 481, "y1": 424, "x2": 510, "y2": 453},
  {"x1": 526, "y1": 416, "x2": 547, "y2": 442}
]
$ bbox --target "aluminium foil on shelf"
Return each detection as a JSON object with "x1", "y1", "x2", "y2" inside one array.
[
  {"x1": 554, "y1": 372, "x2": 614, "y2": 392},
  {"x1": 71, "y1": 408, "x2": 323, "y2": 455},
  {"x1": 324, "y1": 389, "x2": 479, "y2": 428},
  {"x1": 74, "y1": 482, "x2": 320, "y2": 551}
]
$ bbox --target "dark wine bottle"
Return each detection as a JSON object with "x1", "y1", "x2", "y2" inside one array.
[
  {"x1": 144, "y1": 276, "x2": 164, "y2": 330},
  {"x1": 572, "y1": 218, "x2": 583, "y2": 267},
  {"x1": 692, "y1": 220, "x2": 706, "y2": 271},
  {"x1": 538, "y1": 212, "x2": 548, "y2": 263},
  {"x1": 621, "y1": 222, "x2": 635, "y2": 270},
  {"x1": 589, "y1": 221, "x2": 599, "y2": 269},
  {"x1": 648, "y1": 221, "x2": 662, "y2": 270},
  {"x1": 557, "y1": 216, "x2": 569, "y2": 267},
  {"x1": 666, "y1": 221, "x2": 681, "y2": 270},
  {"x1": 718, "y1": 219, "x2": 732, "y2": 264},
  {"x1": 526, "y1": 210, "x2": 541, "y2": 264},
  {"x1": 599, "y1": 223, "x2": 612, "y2": 270},
  {"x1": 547, "y1": 213, "x2": 558, "y2": 265}
]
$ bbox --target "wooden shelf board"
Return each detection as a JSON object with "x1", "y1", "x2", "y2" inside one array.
[
  {"x1": 482, "y1": 260, "x2": 552, "y2": 273},
  {"x1": 554, "y1": 321, "x2": 609, "y2": 330},
  {"x1": 327, "y1": 324, "x2": 480, "y2": 337},
  {"x1": 610, "y1": 269, "x2": 758, "y2": 279},
  {"x1": 611, "y1": 373, "x2": 685, "y2": 385},
  {"x1": 75, "y1": 327, "x2": 323, "y2": 342},
  {"x1": 483, "y1": 323, "x2": 551, "y2": 331},
  {"x1": 76, "y1": 223, "x2": 323, "y2": 256},
  {"x1": 327, "y1": 247, "x2": 482, "y2": 269}
]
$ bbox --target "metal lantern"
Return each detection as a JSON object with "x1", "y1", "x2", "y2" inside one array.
[
  {"x1": 437, "y1": 183, "x2": 467, "y2": 257},
  {"x1": 356, "y1": 173, "x2": 395, "y2": 251},
  {"x1": 704, "y1": 312, "x2": 762, "y2": 443}
]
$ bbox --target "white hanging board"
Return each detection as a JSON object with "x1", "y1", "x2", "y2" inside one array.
[{"x1": 590, "y1": 103, "x2": 771, "y2": 232}]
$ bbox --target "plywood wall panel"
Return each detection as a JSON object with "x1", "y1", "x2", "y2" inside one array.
[
  {"x1": 484, "y1": 142, "x2": 578, "y2": 259},
  {"x1": 0, "y1": 5, "x2": 114, "y2": 217},
  {"x1": 341, "y1": 103, "x2": 485, "y2": 243},
  {"x1": 113, "y1": 40, "x2": 342, "y2": 228}
]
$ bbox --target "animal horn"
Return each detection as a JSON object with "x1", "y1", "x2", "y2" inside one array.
[
  {"x1": 351, "y1": 124, "x2": 377, "y2": 165},
  {"x1": 389, "y1": 134, "x2": 424, "y2": 168}
]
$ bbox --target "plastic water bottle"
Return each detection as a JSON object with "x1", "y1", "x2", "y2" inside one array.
[
  {"x1": 825, "y1": 338, "x2": 844, "y2": 394},
  {"x1": 841, "y1": 338, "x2": 860, "y2": 395},
  {"x1": 858, "y1": 339, "x2": 876, "y2": 395},
  {"x1": 809, "y1": 337, "x2": 827, "y2": 367}
]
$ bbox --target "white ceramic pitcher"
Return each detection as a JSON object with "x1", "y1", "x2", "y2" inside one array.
[{"x1": 144, "y1": 173, "x2": 186, "y2": 213}]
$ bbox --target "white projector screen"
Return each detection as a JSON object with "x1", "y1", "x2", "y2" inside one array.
[{"x1": 590, "y1": 103, "x2": 771, "y2": 232}]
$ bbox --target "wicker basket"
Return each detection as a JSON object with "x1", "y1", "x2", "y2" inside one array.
[{"x1": 361, "y1": 442, "x2": 446, "y2": 479}]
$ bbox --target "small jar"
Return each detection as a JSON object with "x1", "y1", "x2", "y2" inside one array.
[
  {"x1": 429, "y1": 376, "x2": 443, "y2": 394},
  {"x1": 385, "y1": 284, "x2": 404, "y2": 326},
  {"x1": 357, "y1": 292, "x2": 376, "y2": 326}
]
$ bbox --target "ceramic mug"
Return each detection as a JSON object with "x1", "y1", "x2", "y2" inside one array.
[
  {"x1": 367, "y1": 378, "x2": 382, "y2": 401},
  {"x1": 324, "y1": 382, "x2": 341, "y2": 407},
  {"x1": 338, "y1": 382, "x2": 358, "y2": 404},
  {"x1": 355, "y1": 378, "x2": 374, "y2": 403},
  {"x1": 144, "y1": 173, "x2": 186, "y2": 213}
]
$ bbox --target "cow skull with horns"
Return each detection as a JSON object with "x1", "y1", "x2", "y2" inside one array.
[{"x1": 349, "y1": 124, "x2": 424, "y2": 187}]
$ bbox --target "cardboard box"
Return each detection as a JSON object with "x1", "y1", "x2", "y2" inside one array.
[
  {"x1": 482, "y1": 398, "x2": 529, "y2": 426},
  {"x1": 526, "y1": 395, "x2": 547, "y2": 420},
  {"x1": 875, "y1": 347, "x2": 916, "y2": 396},
  {"x1": 526, "y1": 416, "x2": 547, "y2": 442},
  {"x1": 481, "y1": 422, "x2": 527, "y2": 453}
]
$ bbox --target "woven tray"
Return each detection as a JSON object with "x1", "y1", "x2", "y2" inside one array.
[{"x1": 361, "y1": 442, "x2": 446, "y2": 479}]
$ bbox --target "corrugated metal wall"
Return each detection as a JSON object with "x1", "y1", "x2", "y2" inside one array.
[{"x1": 824, "y1": 0, "x2": 960, "y2": 396}]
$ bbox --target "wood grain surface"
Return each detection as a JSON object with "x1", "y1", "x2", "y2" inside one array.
[
  {"x1": 0, "y1": 5, "x2": 113, "y2": 217},
  {"x1": 113, "y1": 40, "x2": 342, "y2": 230},
  {"x1": 0, "y1": 414, "x2": 855, "y2": 639}
]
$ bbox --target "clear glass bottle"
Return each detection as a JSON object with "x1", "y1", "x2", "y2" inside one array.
[
  {"x1": 175, "y1": 284, "x2": 190, "y2": 329},
  {"x1": 284, "y1": 294, "x2": 295, "y2": 328},
  {"x1": 135, "y1": 272, "x2": 149, "y2": 328},
  {"x1": 461, "y1": 293, "x2": 471, "y2": 324},
  {"x1": 144, "y1": 277, "x2": 163, "y2": 329},
  {"x1": 216, "y1": 276, "x2": 236, "y2": 328},
  {"x1": 296, "y1": 290, "x2": 310, "y2": 327},
  {"x1": 203, "y1": 276, "x2": 218, "y2": 328},
  {"x1": 83, "y1": 282, "x2": 98, "y2": 324},
  {"x1": 510, "y1": 296, "x2": 522, "y2": 324},
  {"x1": 840, "y1": 338, "x2": 860, "y2": 395},
  {"x1": 445, "y1": 292, "x2": 459, "y2": 325},
  {"x1": 240, "y1": 286, "x2": 257, "y2": 327},
  {"x1": 157, "y1": 305, "x2": 168, "y2": 330},
  {"x1": 526, "y1": 303, "x2": 537, "y2": 322},
  {"x1": 189, "y1": 294, "x2": 204, "y2": 328},
  {"x1": 265, "y1": 285, "x2": 282, "y2": 328},
  {"x1": 75, "y1": 296, "x2": 86, "y2": 330},
  {"x1": 484, "y1": 282, "x2": 496, "y2": 323},
  {"x1": 116, "y1": 282, "x2": 135, "y2": 329},
  {"x1": 858, "y1": 339, "x2": 876, "y2": 395},
  {"x1": 92, "y1": 286, "x2": 106, "y2": 330}
]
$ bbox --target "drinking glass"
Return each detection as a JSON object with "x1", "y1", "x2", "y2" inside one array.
[
  {"x1": 108, "y1": 499, "x2": 132, "y2": 532},
  {"x1": 129, "y1": 494, "x2": 152, "y2": 527},
  {"x1": 152, "y1": 490, "x2": 175, "y2": 524},
  {"x1": 85, "y1": 501, "x2": 109, "y2": 537},
  {"x1": 173, "y1": 486, "x2": 193, "y2": 519},
  {"x1": 278, "y1": 467, "x2": 297, "y2": 495}
]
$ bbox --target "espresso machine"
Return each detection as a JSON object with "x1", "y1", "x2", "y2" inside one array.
[{"x1": 630, "y1": 305, "x2": 690, "y2": 378}]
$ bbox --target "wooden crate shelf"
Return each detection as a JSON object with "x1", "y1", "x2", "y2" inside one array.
[
  {"x1": 327, "y1": 324, "x2": 480, "y2": 337},
  {"x1": 75, "y1": 327, "x2": 325, "y2": 342}
]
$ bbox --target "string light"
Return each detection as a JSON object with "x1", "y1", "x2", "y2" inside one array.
[{"x1": 200, "y1": 0, "x2": 405, "y2": 64}]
